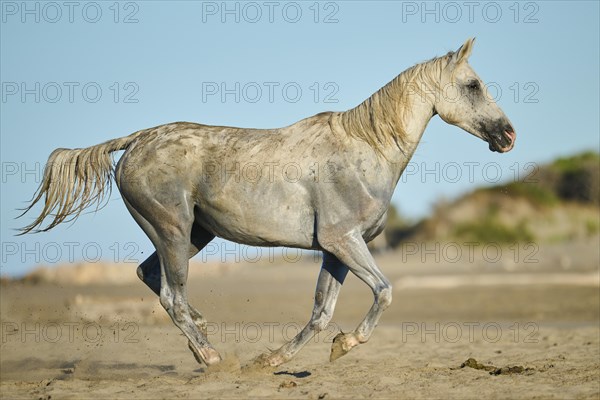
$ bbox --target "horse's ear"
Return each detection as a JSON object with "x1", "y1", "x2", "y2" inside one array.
[{"x1": 449, "y1": 37, "x2": 475, "y2": 66}]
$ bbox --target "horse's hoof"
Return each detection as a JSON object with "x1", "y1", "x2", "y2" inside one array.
[
  {"x1": 188, "y1": 340, "x2": 222, "y2": 366},
  {"x1": 330, "y1": 332, "x2": 360, "y2": 362},
  {"x1": 253, "y1": 352, "x2": 286, "y2": 368},
  {"x1": 202, "y1": 347, "x2": 223, "y2": 366}
]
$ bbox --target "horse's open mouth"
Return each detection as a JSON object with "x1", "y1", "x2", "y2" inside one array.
[{"x1": 488, "y1": 130, "x2": 516, "y2": 153}]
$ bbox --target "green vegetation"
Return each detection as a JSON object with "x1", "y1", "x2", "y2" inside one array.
[
  {"x1": 453, "y1": 216, "x2": 534, "y2": 243},
  {"x1": 506, "y1": 182, "x2": 558, "y2": 206},
  {"x1": 549, "y1": 151, "x2": 599, "y2": 204},
  {"x1": 482, "y1": 150, "x2": 599, "y2": 206},
  {"x1": 552, "y1": 151, "x2": 600, "y2": 173},
  {"x1": 483, "y1": 182, "x2": 558, "y2": 207},
  {"x1": 384, "y1": 151, "x2": 598, "y2": 248},
  {"x1": 586, "y1": 219, "x2": 599, "y2": 236}
]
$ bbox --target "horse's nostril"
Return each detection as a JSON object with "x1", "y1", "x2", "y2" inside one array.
[
  {"x1": 504, "y1": 130, "x2": 516, "y2": 143},
  {"x1": 505, "y1": 124, "x2": 515, "y2": 136}
]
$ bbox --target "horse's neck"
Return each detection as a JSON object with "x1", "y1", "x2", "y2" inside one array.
[
  {"x1": 370, "y1": 82, "x2": 435, "y2": 192},
  {"x1": 381, "y1": 96, "x2": 435, "y2": 184},
  {"x1": 338, "y1": 65, "x2": 438, "y2": 190}
]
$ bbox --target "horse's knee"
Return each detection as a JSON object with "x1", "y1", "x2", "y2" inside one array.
[
  {"x1": 377, "y1": 285, "x2": 393, "y2": 310},
  {"x1": 309, "y1": 309, "x2": 333, "y2": 332},
  {"x1": 308, "y1": 290, "x2": 333, "y2": 332},
  {"x1": 310, "y1": 316, "x2": 331, "y2": 332}
]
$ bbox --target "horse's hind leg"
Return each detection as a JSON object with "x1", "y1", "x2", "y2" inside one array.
[
  {"x1": 123, "y1": 198, "x2": 221, "y2": 365},
  {"x1": 154, "y1": 233, "x2": 221, "y2": 365},
  {"x1": 136, "y1": 222, "x2": 214, "y2": 335},
  {"x1": 255, "y1": 252, "x2": 349, "y2": 367},
  {"x1": 137, "y1": 254, "x2": 208, "y2": 335}
]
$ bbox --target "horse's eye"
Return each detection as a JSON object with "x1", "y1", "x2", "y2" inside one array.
[{"x1": 467, "y1": 81, "x2": 480, "y2": 90}]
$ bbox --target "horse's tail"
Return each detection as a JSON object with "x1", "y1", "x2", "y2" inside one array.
[{"x1": 18, "y1": 129, "x2": 149, "y2": 235}]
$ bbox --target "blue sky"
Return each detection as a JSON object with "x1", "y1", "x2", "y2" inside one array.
[{"x1": 1, "y1": 1, "x2": 599, "y2": 276}]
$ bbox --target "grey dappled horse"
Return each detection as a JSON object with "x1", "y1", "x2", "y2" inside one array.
[{"x1": 20, "y1": 39, "x2": 515, "y2": 367}]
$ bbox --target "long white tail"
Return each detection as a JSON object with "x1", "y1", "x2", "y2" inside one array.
[{"x1": 18, "y1": 129, "x2": 148, "y2": 234}]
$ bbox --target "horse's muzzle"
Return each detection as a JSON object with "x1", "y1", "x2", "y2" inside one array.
[{"x1": 489, "y1": 130, "x2": 516, "y2": 153}]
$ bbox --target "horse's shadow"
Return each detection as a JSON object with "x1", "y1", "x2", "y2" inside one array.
[{"x1": 274, "y1": 370, "x2": 312, "y2": 378}]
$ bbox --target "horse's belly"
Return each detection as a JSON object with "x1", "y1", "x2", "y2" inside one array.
[{"x1": 194, "y1": 200, "x2": 316, "y2": 249}]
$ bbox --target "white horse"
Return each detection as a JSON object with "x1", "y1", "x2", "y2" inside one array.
[{"x1": 20, "y1": 38, "x2": 515, "y2": 367}]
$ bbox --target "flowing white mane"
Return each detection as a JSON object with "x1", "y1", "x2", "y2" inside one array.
[{"x1": 339, "y1": 53, "x2": 452, "y2": 155}]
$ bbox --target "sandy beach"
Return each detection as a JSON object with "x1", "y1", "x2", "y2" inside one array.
[{"x1": 1, "y1": 239, "x2": 599, "y2": 399}]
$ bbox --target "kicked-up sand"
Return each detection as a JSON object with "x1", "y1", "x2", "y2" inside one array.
[{"x1": 1, "y1": 240, "x2": 599, "y2": 399}]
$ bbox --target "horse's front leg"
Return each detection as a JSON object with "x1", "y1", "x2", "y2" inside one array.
[
  {"x1": 320, "y1": 230, "x2": 393, "y2": 361},
  {"x1": 255, "y1": 252, "x2": 349, "y2": 367}
]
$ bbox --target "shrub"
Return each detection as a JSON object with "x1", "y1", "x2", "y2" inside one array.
[{"x1": 453, "y1": 217, "x2": 534, "y2": 243}]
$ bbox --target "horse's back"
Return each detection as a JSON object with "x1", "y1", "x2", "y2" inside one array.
[{"x1": 114, "y1": 115, "x2": 338, "y2": 248}]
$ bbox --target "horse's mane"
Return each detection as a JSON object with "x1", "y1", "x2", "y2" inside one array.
[{"x1": 339, "y1": 52, "x2": 452, "y2": 155}]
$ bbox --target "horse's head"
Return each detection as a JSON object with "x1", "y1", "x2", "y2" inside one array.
[{"x1": 435, "y1": 38, "x2": 516, "y2": 153}]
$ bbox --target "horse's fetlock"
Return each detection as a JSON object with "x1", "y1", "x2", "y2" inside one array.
[{"x1": 356, "y1": 332, "x2": 369, "y2": 344}]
